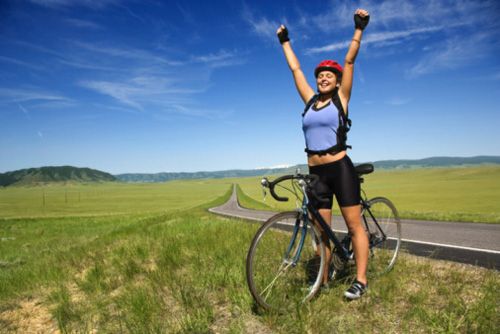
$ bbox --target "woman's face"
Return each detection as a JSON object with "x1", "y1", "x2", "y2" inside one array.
[{"x1": 316, "y1": 71, "x2": 338, "y2": 94}]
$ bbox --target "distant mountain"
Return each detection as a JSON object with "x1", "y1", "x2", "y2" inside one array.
[
  {"x1": 3, "y1": 156, "x2": 498, "y2": 186},
  {"x1": 0, "y1": 166, "x2": 119, "y2": 187},
  {"x1": 115, "y1": 166, "x2": 296, "y2": 183},
  {"x1": 115, "y1": 156, "x2": 500, "y2": 183}
]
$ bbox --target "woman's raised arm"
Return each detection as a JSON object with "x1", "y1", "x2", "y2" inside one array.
[
  {"x1": 277, "y1": 25, "x2": 315, "y2": 105},
  {"x1": 339, "y1": 9, "x2": 370, "y2": 106}
]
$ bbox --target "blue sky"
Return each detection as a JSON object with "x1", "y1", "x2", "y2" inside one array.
[{"x1": 1, "y1": 0, "x2": 499, "y2": 174}]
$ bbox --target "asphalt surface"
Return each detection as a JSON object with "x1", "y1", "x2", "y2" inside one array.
[{"x1": 209, "y1": 185, "x2": 500, "y2": 270}]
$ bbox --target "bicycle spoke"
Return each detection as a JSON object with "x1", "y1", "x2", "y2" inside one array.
[{"x1": 261, "y1": 261, "x2": 294, "y2": 301}]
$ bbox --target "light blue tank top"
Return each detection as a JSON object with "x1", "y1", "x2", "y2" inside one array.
[{"x1": 302, "y1": 101, "x2": 340, "y2": 151}]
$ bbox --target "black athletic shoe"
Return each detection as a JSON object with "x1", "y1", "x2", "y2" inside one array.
[{"x1": 344, "y1": 279, "x2": 368, "y2": 300}]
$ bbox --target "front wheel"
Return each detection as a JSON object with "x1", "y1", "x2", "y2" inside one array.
[
  {"x1": 362, "y1": 197, "x2": 402, "y2": 277},
  {"x1": 246, "y1": 211, "x2": 326, "y2": 312}
]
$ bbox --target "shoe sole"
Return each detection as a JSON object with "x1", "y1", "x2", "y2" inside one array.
[{"x1": 344, "y1": 291, "x2": 363, "y2": 300}]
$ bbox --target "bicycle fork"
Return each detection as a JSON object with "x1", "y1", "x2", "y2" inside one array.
[{"x1": 283, "y1": 208, "x2": 309, "y2": 266}]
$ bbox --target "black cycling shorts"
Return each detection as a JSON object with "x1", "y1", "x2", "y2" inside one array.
[{"x1": 308, "y1": 155, "x2": 360, "y2": 210}]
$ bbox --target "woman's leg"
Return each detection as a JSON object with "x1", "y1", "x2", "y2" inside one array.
[
  {"x1": 340, "y1": 204, "x2": 368, "y2": 285},
  {"x1": 317, "y1": 208, "x2": 332, "y2": 285}
]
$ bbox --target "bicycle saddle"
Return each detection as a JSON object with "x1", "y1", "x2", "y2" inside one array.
[{"x1": 355, "y1": 164, "x2": 374, "y2": 175}]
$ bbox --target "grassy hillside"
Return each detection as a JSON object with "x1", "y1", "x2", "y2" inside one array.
[{"x1": 0, "y1": 166, "x2": 119, "y2": 187}]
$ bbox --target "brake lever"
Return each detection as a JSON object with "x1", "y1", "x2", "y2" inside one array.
[{"x1": 261, "y1": 178, "x2": 269, "y2": 202}]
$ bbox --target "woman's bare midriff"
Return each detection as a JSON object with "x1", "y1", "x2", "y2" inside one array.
[{"x1": 307, "y1": 150, "x2": 346, "y2": 166}]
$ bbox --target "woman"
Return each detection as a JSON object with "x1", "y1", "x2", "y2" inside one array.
[{"x1": 277, "y1": 9, "x2": 370, "y2": 299}]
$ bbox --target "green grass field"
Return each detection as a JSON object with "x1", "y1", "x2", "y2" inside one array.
[
  {"x1": 0, "y1": 167, "x2": 499, "y2": 333},
  {"x1": 0, "y1": 179, "x2": 233, "y2": 219},
  {"x1": 237, "y1": 166, "x2": 500, "y2": 223}
]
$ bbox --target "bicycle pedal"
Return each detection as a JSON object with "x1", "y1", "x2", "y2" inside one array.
[{"x1": 370, "y1": 233, "x2": 383, "y2": 243}]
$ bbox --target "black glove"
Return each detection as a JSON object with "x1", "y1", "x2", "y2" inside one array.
[
  {"x1": 354, "y1": 14, "x2": 370, "y2": 30},
  {"x1": 278, "y1": 26, "x2": 290, "y2": 44}
]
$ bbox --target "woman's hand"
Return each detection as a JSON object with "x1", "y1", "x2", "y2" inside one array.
[
  {"x1": 277, "y1": 25, "x2": 290, "y2": 44},
  {"x1": 354, "y1": 9, "x2": 370, "y2": 30}
]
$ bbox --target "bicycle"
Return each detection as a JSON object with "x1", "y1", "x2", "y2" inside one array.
[{"x1": 245, "y1": 164, "x2": 402, "y2": 312}]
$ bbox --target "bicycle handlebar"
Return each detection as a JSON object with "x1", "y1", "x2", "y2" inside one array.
[{"x1": 261, "y1": 174, "x2": 328, "y2": 203}]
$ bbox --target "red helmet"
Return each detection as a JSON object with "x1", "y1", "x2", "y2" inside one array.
[{"x1": 314, "y1": 60, "x2": 343, "y2": 78}]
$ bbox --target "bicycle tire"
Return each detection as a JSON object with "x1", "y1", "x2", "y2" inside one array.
[
  {"x1": 362, "y1": 197, "x2": 401, "y2": 277},
  {"x1": 246, "y1": 211, "x2": 325, "y2": 312}
]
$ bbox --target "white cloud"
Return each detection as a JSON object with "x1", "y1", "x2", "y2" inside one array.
[
  {"x1": 80, "y1": 73, "x2": 216, "y2": 117},
  {"x1": 80, "y1": 76, "x2": 233, "y2": 120},
  {"x1": 241, "y1": 3, "x2": 280, "y2": 42},
  {"x1": 355, "y1": 0, "x2": 495, "y2": 29},
  {"x1": 69, "y1": 41, "x2": 182, "y2": 66},
  {"x1": 0, "y1": 88, "x2": 70, "y2": 104},
  {"x1": 407, "y1": 32, "x2": 492, "y2": 78},
  {"x1": 61, "y1": 39, "x2": 241, "y2": 118},
  {"x1": 80, "y1": 80, "x2": 146, "y2": 111},
  {"x1": 19, "y1": 104, "x2": 31, "y2": 120},
  {"x1": 64, "y1": 19, "x2": 103, "y2": 30},
  {"x1": 306, "y1": 25, "x2": 445, "y2": 54},
  {"x1": 0, "y1": 56, "x2": 44, "y2": 71},
  {"x1": 192, "y1": 50, "x2": 233, "y2": 64},
  {"x1": 247, "y1": 0, "x2": 499, "y2": 82},
  {"x1": 385, "y1": 97, "x2": 412, "y2": 106}
]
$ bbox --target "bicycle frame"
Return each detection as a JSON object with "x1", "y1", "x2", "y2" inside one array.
[
  {"x1": 362, "y1": 203, "x2": 388, "y2": 247},
  {"x1": 284, "y1": 190, "x2": 353, "y2": 267},
  {"x1": 283, "y1": 190, "x2": 387, "y2": 267}
]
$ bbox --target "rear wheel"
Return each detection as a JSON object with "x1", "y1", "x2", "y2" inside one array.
[
  {"x1": 362, "y1": 197, "x2": 401, "y2": 277},
  {"x1": 246, "y1": 211, "x2": 326, "y2": 312}
]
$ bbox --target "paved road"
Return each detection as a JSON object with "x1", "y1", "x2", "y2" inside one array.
[{"x1": 209, "y1": 184, "x2": 500, "y2": 270}]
